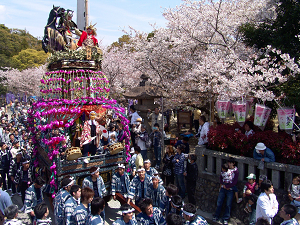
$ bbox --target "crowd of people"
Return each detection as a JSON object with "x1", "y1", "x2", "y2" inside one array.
[
  {"x1": 0, "y1": 100, "x2": 298, "y2": 225},
  {"x1": 0, "y1": 102, "x2": 208, "y2": 225}
]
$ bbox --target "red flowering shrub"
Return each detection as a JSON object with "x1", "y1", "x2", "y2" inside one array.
[{"x1": 207, "y1": 123, "x2": 300, "y2": 165}]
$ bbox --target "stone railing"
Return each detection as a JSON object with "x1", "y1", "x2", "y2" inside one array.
[
  {"x1": 195, "y1": 145, "x2": 300, "y2": 190},
  {"x1": 194, "y1": 145, "x2": 300, "y2": 224}
]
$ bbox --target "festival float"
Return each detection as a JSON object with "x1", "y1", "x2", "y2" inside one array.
[{"x1": 28, "y1": 5, "x2": 130, "y2": 198}]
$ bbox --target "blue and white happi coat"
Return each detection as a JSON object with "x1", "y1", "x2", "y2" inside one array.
[
  {"x1": 111, "y1": 172, "x2": 130, "y2": 196},
  {"x1": 75, "y1": 203, "x2": 91, "y2": 225},
  {"x1": 65, "y1": 196, "x2": 79, "y2": 225},
  {"x1": 146, "y1": 184, "x2": 166, "y2": 207},
  {"x1": 187, "y1": 215, "x2": 209, "y2": 225},
  {"x1": 112, "y1": 217, "x2": 137, "y2": 225},
  {"x1": 54, "y1": 189, "x2": 72, "y2": 225},
  {"x1": 24, "y1": 184, "x2": 45, "y2": 213},
  {"x1": 82, "y1": 176, "x2": 107, "y2": 197},
  {"x1": 35, "y1": 218, "x2": 52, "y2": 225},
  {"x1": 128, "y1": 174, "x2": 152, "y2": 202},
  {"x1": 136, "y1": 207, "x2": 166, "y2": 225},
  {"x1": 87, "y1": 214, "x2": 104, "y2": 225}
]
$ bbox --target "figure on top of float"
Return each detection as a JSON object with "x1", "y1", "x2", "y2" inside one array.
[
  {"x1": 57, "y1": 9, "x2": 78, "y2": 45},
  {"x1": 77, "y1": 23, "x2": 98, "y2": 48}
]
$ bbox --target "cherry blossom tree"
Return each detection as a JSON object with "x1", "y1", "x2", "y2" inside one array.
[
  {"x1": 0, "y1": 65, "x2": 46, "y2": 96},
  {"x1": 104, "y1": 0, "x2": 300, "y2": 108}
]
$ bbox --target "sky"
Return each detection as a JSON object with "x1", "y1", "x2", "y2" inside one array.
[{"x1": 0, "y1": 0, "x2": 184, "y2": 46}]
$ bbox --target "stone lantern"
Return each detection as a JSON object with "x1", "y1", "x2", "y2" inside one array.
[{"x1": 123, "y1": 74, "x2": 164, "y2": 132}]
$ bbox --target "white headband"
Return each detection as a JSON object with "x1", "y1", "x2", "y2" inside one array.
[
  {"x1": 152, "y1": 175, "x2": 160, "y2": 180},
  {"x1": 121, "y1": 208, "x2": 135, "y2": 214},
  {"x1": 91, "y1": 168, "x2": 100, "y2": 175},
  {"x1": 118, "y1": 164, "x2": 125, "y2": 169},
  {"x1": 171, "y1": 202, "x2": 182, "y2": 208},
  {"x1": 183, "y1": 210, "x2": 195, "y2": 217},
  {"x1": 22, "y1": 160, "x2": 30, "y2": 164},
  {"x1": 137, "y1": 168, "x2": 145, "y2": 172},
  {"x1": 144, "y1": 159, "x2": 151, "y2": 163},
  {"x1": 63, "y1": 179, "x2": 75, "y2": 188}
]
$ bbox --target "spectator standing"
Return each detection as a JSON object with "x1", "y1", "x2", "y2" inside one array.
[
  {"x1": 129, "y1": 105, "x2": 141, "y2": 146},
  {"x1": 149, "y1": 123, "x2": 162, "y2": 169},
  {"x1": 162, "y1": 145, "x2": 175, "y2": 186},
  {"x1": 227, "y1": 157, "x2": 242, "y2": 204},
  {"x1": 134, "y1": 146, "x2": 144, "y2": 169},
  {"x1": 213, "y1": 159, "x2": 239, "y2": 225},
  {"x1": 135, "y1": 124, "x2": 149, "y2": 160},
  {"x1": 256, "y1": 180, "x2": 278, "y2": 224},
  {"x1": 174, "y1": 137, "x2": 190, "y2": 154},
  {"x1": 184, "y1": 154, "x2": 198, "y2": 205},
  {"x1": 148, "y1": 107, "x2": 165, "y2": 131},
  {"x1": 196, "y1": 116, "x2": 209, "y2": 146},
  {"x1": 172, "y1": 145, "x2": 186, "y2": 199}
]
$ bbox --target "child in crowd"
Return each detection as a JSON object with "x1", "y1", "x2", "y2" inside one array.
[
  {"x1": 184, "y1": 154, "x2": 198, "y2": 205},
  {"x1": 227, "y1": 158, "x2": 242, "y2": 204},
  {"x1": 288, "y1": 175, "x2": 300, "y2": 211},
  {"x1": 243, "y1": 173, "x2": 257, "y2": 213}
]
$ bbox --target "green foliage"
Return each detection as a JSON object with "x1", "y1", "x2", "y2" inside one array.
[
  {"x1": 239, "y1": 0, "x2": 300, "y2": 111},
  {"x1": 240, "y1": 0, "x2": 300, "y2": 59},
  {"x1": 47, "y1": 48, "x2": 103, "y2": 65},
  {"x1": 110, "y1": 35, "x2": 131, "y2": 49},
  {"x1": 11, "y1": 49, "x2": 48, "y2": 71},
  {"x1": 0, "y1": 24, "x2": 43, "y2": 69}
]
